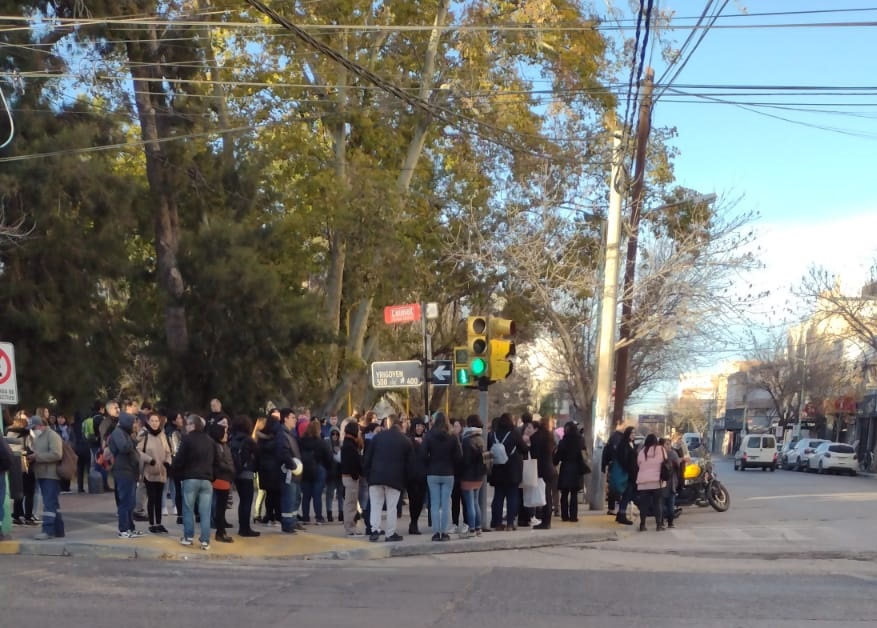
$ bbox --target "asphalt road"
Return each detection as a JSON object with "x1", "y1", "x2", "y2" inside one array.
[{"x1": 1, "y1": 458, "x2": 876, "y2": 627}]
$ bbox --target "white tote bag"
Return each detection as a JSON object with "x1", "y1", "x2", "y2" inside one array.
[
  {"x1": 521, "y1": 455, "x2": 538, "y2": 488},
  {"x1": 523, "y1": 478, "x2": 547, "y2": 508}
]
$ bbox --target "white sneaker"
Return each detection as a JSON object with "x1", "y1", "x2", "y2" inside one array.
[
  {"x1": 128, "y1": 529, "x2": 145, "y2": 537},
  {"x1": 457, "y1": 523, "x2": 469, "y2": 535},
  {"x1": 118, "y1": 531, "x2": 135, "y2": 539},
  {"x1": 180, "y1": 537, "x2": 193, "y2": 546},
  {"x1": 200, "y1": 541, "x2": 210, "y2": 550},
  {"x1": 530, "y1": 517, "x2": 542, "y2": 527},
  {"x1": 162, "y1": 506, "x2": 169, "y2": 516}
]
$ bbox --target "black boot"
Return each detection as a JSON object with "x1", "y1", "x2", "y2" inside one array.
[{"x1": 616, "y1": 513, "x2": 634, "y2": 526}]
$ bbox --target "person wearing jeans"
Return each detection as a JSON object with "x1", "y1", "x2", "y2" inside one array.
[
  {"x1": 460, "y1": 414, "x2": 487, "y2": 536},
  {"x1": 26, "y1": 415, "x2": 65, "y2": 540},
  {"x1": 299, "y1": 420, "x2": 332, "y2": 523},
  {"x1": 421, "y1": 413, "x2": 462, "y2": 541},
  {"x1": 487, "y1": 413, "x2": 529, "y2": 531},
  {"x1": 171, "y1": 415, "x2": 216, "y2": 549}
]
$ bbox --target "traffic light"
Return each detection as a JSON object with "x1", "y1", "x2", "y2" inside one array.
[
  {"x1": 466, "y1": 316, "x2": 489, "y2": 380},
  {"x1": 453, "y1": 347, "x2": 471, "y2": 386},
  {"x1": 488, "y1": 317, "x2": 516, "y2": 381}
]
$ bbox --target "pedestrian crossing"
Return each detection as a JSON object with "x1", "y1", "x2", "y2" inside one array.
[{"x1": 667, "y1": 525, "x2": 813, "y2": 542}]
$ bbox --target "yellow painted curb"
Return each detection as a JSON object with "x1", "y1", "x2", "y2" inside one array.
[{"x1": 0, "y1": 540, "x2": 21, "y2": 555}]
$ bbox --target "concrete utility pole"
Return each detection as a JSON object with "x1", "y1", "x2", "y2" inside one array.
[
  {"x1": 588, "y1": 128, "x2": 625, "y2": 511},
  {"x1": 612, "y1": 67, "x2": 655, "y2": 426}
]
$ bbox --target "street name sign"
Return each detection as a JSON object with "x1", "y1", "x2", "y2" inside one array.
[
  {"x1": 370, "y1": 360, "x2": 423, "y2": 389},
  {"x1": 384, "y1": 303, "x2": 421, "y2": 325},
  {"x1": 0, "y1": 342, "x2": 19, "y2": 405},
  {"x1": 431, "y1": 360, "x2": 453, "y2": 386}
]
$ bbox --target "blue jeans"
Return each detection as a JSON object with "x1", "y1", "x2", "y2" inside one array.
[
  {"x1": 426, "y1": 475, "x2": 454, "y2": 534},
  {"x1": 182, "y1": 479, "x2": 213, "y2": 543},
  {"x1": 37, "y1": 478, "x2": 65, "y2": 537},
  {"x1": 663, "y1": 487, "x2": 677, "y2": 522},
  {"x1": 115, "y1": 475, "x2": 136, "y2": 533},
  {"x1": 491, "y1": 483, "x2": 520, "y2": 528},
  {"x1": 618, "y1": 481, "x2": 635, "y2": 516},
  {"x1": 301, "y1": 467, "x2": 326, "y2": 521},
  {"x1": 462, "y1": 486, "x2": 481, "y2": 531},
  {"x1": 280, "y1": 480, "x2": 300, "y2": 531}
]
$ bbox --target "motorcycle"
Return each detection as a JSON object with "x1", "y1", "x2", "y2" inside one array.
[{"x1": 674, "y1": 453, "x2": 730, "y2": 513}]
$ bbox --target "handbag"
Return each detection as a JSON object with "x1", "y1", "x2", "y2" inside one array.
[
  {"x1": 523, "y1": 478, "x2": 547, "y2": 508},
  {"x1": 520, "y1": 454, "x2": 538, "y2": 488},
  {"x1": 608, "y1": 459, "x2": 628, "y2": 494},
  {"x1": 659, "y1": 449, "x2": 673, "y2": 483}
]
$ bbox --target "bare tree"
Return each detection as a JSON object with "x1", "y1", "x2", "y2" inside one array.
[
  {"x1": 446, "y1": 185, "x2": 760, "y2": 445},
  {"x1": 798, "y1": 266, "x2": 877, "y2": 355}
]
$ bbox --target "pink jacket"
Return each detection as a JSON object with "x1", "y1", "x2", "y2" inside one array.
[{"x1": 636, "y1": 446, "x2": 666, "y2": 491}]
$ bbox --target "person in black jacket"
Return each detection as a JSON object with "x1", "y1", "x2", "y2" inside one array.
[
  {"x1": 487, "y1": 412, "x2": 529, "y2": 531},
  {"x1": 228, "y1": 415, "x2": 260, "y2": 537},
  {"x1": 528, "y1": 418, "x2": 558, "y2": 529},
  {"x1": 422, "y1": 413, "x2": 462, "y2": 541},
  {"x1": 340, "y1": 421, "x2": 364, "y2": 536},
  {"x1": 255, "y1": 411, "x2": 282, "y2": 525},
  {"x1": 299, "y1": 419, "x2": 332, "y2": 524},
  {"x1": 208, "y1": 423, "x2": 236, "y2": 543},
  {"x1": 406, "y1": 418, "x2": 428, "y2": 535},
  {"x1": 601, "y1": 426, "x2": 624, "y2": 515},
  {"x1": 362, "y1": 415, "x2": 413, "y2": 542},
  {"x1": 554, "y1": 421, "x2": 588, "y2": 522},
  {"x1": 277, "y1": 410, "x2": 304, "y2": 534},
  {"x1": 459, "y1": 414, "x2": 486, "y2": 537},
  {"x1": 613, "y1": 426, "x2": 638, "y2": 526},
  {"x1": 324, "y1": 426, "x2": 343, "y2": 523},
  {"x1": 172, "y1": 414, "x2": 216, "y2": 550}
]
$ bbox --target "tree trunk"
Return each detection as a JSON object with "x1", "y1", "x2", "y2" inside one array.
[{"x1": 127, "y1": 33, "x2": 189, "y2": 358}]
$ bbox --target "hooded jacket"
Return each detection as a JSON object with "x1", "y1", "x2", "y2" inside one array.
[
  {"x1": 109, "y1": 413, "x2": 141, "y2": 479},
  {"x1": 460, "y1": 427, "x2": 486, "y2": 482},
  {"x1": 30, "y1": 426, "x2": 63, "y2": 480},
  {"x1": 208, "y1": 423, "x2": 236, "y2": 484}
]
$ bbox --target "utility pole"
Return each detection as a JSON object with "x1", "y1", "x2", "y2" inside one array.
[
  {"x1": 588, "y1": 127, "x2": 624, "y2": 511},
  {"x1": 612, "y1": 67, "x2": 655, "y2": 426}
]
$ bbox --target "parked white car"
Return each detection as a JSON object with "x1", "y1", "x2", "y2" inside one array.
[
  {"x1": 785, "y1": 438, "x2": 828, "y2": 471},
  {"x1": 811, "y1": 442, "x2": 858, "y2": 476}
]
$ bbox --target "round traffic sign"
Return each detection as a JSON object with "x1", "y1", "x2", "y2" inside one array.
[{"x1": 0, "y1": 348, "x2": 11, "y2": 385}]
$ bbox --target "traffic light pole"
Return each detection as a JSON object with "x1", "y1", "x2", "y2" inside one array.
[{"x1": 478, "y1": 379, "x2": 489, "y2": 528}]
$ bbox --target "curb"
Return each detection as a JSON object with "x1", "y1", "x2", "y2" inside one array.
[{"x1": 6, "y1": 529, "x2": 619, "y2": 562}]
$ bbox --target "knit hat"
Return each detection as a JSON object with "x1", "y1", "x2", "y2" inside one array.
[{"x1": 26, "y1": 415, "x2": 44, "y2": 430}]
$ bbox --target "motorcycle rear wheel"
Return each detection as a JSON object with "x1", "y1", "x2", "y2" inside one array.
[{"x1": 707, "y1": 481, "x2": 730, "y2": 512}]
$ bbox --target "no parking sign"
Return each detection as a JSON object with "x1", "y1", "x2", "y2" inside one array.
[{"x1": 0, "y1": 342, "x2": 19, "y2": 405}]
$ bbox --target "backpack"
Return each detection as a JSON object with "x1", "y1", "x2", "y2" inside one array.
[
  {"x1": 57, "y1": 439, "x2": 79, "y2": 481},
  {"x1": 490, "y1": 431, "x2": 513, "y2": 466},
  {"x1": 82, "y1": 416, "x2": 97, "y2": 446},
  {"x1": 98, "y1": 437, "x2": 116, "y2": 471},
  {"x1": 230, "y1": 441, "x2": 250, "y2": 476}
]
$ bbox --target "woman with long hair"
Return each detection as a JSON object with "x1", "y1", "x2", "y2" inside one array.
[
  {"x1": 459, "y1": 414, "x2": 486, "y2": 537},
  {"x1": 138, "y1": 412, "x2": 172, "y2": 534},
  {"x1": 422, "y1": 413, "x2": 462, "y2": 541},
  {"x1": 554, "y1": 421, "x2": 587, "y2": 522},
  {"x1": 229, "y1": 415, "x2": 260, "y2": 537},
  {"x1": 636, "y1": 433, "x2": 667, "y2": 532},
  {"x1": 487, "y1": 413, "x2": 529, "y2": 531}
]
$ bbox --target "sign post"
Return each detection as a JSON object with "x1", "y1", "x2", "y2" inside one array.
[
  {"x1": 370, "y1": 361, "x2": 423, "y2": 389},
  {"x1": 0, "y1": 342, "x2": 19, "y2": 406}
]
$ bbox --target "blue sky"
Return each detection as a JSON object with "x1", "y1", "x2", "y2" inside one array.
[{"x1": 623, "y1": 2, "x2": 877, "y2": 410}]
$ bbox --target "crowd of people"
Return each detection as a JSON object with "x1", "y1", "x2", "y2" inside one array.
[
  {"x1": 601, "y1": 425, "x2": 691, "y2": 531},
  {"x1": 1, "y1": 401, "x2": 596, "y2": 549}
]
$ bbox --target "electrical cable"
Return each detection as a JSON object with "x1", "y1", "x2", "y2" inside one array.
[{"x1": 0, "y1": 85, "x2": 14, "y2": 148}]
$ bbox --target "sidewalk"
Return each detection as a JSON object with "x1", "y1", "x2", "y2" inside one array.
[{"x1": 0, "y1": 490, "x2": 619, "y2": 561}]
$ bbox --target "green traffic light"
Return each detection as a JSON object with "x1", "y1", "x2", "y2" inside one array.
[{"x1": 470, "y1": 357, "x2": 487, "y2": 377}]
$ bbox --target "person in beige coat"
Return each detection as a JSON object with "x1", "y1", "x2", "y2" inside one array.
[
  {"x1": 137, "y1": 413, "x2": 172, "y2": 534},
  {"x1": 26, "y1": 415, "x2": 65, "y2": 540}
]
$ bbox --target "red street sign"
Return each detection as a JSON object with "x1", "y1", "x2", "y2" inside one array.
[{"x1": 384, "y1": 303, "x2": 421, "y2": 325}]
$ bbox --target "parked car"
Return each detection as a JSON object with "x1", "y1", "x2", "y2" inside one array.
[
  {"x1": 785, "y1": 438, "x2": 829, "y2": 471},
  {"x1": 733, "y1": 434, "x2": 778, "y2": 471},
  {"x1": 778, "y1": 439, "x2": 798, "y2": 468},
  {"x1": 811, "y1": 442, "x2": 857, "y2": 475}
]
